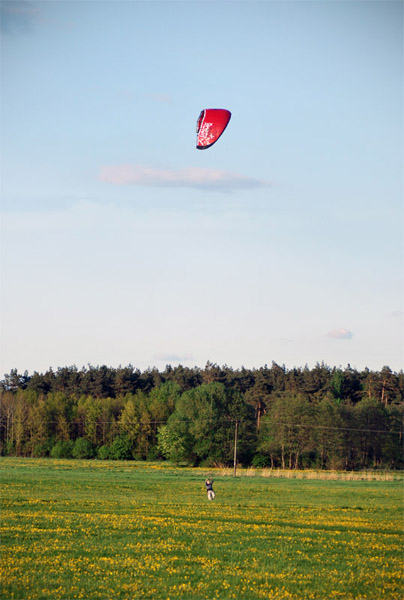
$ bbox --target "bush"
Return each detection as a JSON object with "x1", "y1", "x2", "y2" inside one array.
[
  {"x1": 109, "y1": 435, "x2": 133, "y2": 460},
  {"x1": 50, "y1": 441, "x2": 74, "y2": 459},
  {"x1": 146, "y1": 445, "x2": 161, "y2": 461},
  {"x1": 31, "y1": 443, "x2": 49, "y2": 458},
  {"x1": 72, "y1": 437, "x2": 95, "y2": 459},
  {"x1": 251, "y1": 454, "x2": 271, "y2": 468},
  {"x1": 3, "y1": 442, "x2": 15, "y2": 457},
  {"x1": 97, "y1": 445, "x2": 111, "y2": 460}
]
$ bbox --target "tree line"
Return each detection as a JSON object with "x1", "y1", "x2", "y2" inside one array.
[{"x1": 1, "y1": 362, "x2": 402, "y2": 469}]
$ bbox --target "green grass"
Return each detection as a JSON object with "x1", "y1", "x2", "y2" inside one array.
[{"x1": 1, "y1": 458, "x2": 403, "y2": 600}]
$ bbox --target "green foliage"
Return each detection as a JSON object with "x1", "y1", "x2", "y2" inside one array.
[
  {"x1": 0, "y1": 363, "x2": 402, "y2": 469},
  {"x1": 330, "y1": 369, "x2": 344, "y2": 402},
  {"x1": 159, "y1": 382, "x2": 257, "y2": 466},
  {"x1": 118, "y1": 398, "x2": 140, "y2": 440},
  {"x1": 72, "y1": 437, "x2": 95, "y2": 459},
  {"x1": 97, "y1": 445, "x2": 111, "y2": 460},
  {"x1": 251, "y1": 453, "x2": 271, "y2": 468},
  {"x1": 157, "y1": 425, "x2": 187, "y2": 464},
  {"x1": 50, "y1": 440, "x2": 74, "y2": 459},
  {"x1": 108, "y1": 434, "x2": 133, "y2": 460}
]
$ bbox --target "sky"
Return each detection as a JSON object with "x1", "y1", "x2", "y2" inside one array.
[{"x1": 1, "y1": 0, "x2": 403, "y2": 377}]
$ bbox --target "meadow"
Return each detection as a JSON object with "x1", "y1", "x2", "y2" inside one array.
[{"x1": 1, "y1": 459, "x2": 403, "y2": 600}]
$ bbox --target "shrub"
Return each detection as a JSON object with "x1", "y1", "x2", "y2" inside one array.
[
  {"x1": 97, "y1": 445, "x2": 111, "y2": 460},
  {"x1": 3, "y1": 442, "x2": 15, "y2": 457},
  {"x1": 146, "y1": 445, "x2": 160, "y2": 461},
  {"x1": 31, "y1": 443, "x2": 49, "y2": 458},
  {"x1": 72, "y1": 437, "x2": 95, "y2": 459},
  {"x1": 109, "y1": 435, "x2": 133, "y2": 460},
  {"x1": 50, "y1": 441, "x2": 74, "y2": 459},
  {"x1": 251, "y1": 454, "x2": 271, "y2": 468}
]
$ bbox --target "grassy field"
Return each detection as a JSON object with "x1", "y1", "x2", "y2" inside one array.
[{"x1": 1, "y1": 459, "x2": 403, "y2": 600}]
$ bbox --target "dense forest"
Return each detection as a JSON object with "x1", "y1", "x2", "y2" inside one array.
[{"x1": 1, "y1": 362, "x2": 403, "y2": 470}]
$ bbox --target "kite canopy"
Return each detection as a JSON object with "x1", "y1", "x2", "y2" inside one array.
[{"x1": 196, "y1": 108, "x2": 231, "y2": 149}]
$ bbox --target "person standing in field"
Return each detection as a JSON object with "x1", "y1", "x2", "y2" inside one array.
[{"x1": 205, "y1": 478, "x2": 215, "y2": 500}]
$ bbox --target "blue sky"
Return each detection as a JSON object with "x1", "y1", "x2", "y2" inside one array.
[{"x1": 1, "y1": 0, "x2": 403, "y2": 376}]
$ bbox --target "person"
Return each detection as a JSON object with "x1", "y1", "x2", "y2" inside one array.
[{"x1": 205, "y1": 478, "x2": 215, "y2": 500}]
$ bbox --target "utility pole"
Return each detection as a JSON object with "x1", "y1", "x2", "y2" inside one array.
[{"x1": 233, "y1": 420, "x2": 238, "y2": 477}]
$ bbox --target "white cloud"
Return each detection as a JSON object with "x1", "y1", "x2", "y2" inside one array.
[
  {"x1": 152, "y1": 352, "x2": 194, "y2": 363},
  {"x1": 326, "y1": 329, "x2": 353, "y2": 340},
  {"x1": 99, "y1": 165, "x2": 268, "y2": 192}
]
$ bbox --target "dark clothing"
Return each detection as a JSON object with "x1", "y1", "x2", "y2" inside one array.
[{"x1": 205, "y1": 480, "x2": 213, "y2": 491}]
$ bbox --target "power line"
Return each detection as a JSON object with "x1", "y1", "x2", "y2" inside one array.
[{"x1": 1, "y1": 417, "x2": 402, "y2": 435}]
